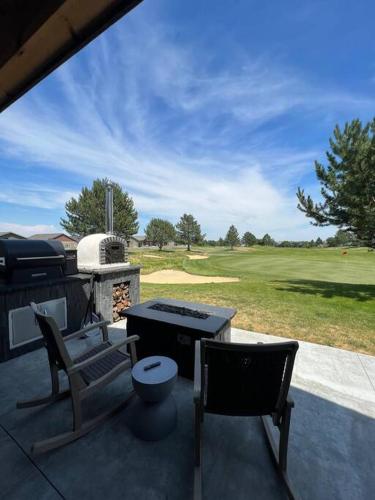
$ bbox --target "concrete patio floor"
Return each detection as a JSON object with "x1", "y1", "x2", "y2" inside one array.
[{"x1": 0, "y1": 321, "x2": 374, "y2": 500}]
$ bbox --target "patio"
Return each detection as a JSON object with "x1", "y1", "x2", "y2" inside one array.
[{"x1": 0, "y1": 322, "x2": 374, "y2": 500}]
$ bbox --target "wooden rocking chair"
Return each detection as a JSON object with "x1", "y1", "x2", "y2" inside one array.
[
  {"x1": 17, "y1": 302, "x2": 139, "y2": 455},
  {"x1": 194, "y1": 338, "x2": 299, "y2": 500}
]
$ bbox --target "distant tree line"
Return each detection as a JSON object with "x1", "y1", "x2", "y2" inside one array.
[
  {"x1": 204, "y1": 227, "x2": 276, "y2": 248},
  {"x1": 62, "y1": 178, "x2": 367, "y2": 251},
  {"x1": 141, "y1": 217, "x2": 360, "y2": 251},
  {"x1": 203, "y1": 228, "x2": 361, "y2": 249}
]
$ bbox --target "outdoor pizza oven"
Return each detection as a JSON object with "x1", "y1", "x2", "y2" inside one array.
[
  {"x1": 76, "y1": 181, "x2": 140, "y2": 323},
  {"x1": 77, "y1": 182, "x2": 129, "y2": 272},
  {"x1": 0, "y1": 239, "x2": 66, "y2": 284},
  {"x1": 77, "y1": 234, "x2": 128, "y2": 271}
]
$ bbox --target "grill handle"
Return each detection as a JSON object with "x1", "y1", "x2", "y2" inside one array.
[{"x1": 16, "y1": 255, "x2": 65, "y2": 261}]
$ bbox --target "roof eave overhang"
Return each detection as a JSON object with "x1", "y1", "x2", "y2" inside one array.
[{"x1": 0, "y1": 0, "x2": 143, "y2": 113}]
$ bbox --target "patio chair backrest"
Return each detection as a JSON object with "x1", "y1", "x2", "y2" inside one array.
[
  {"x1": 201, "y1": 339, "x2": 298, "y2": 419},
  {"x1": 30, "y1": 302, "x2": 73, "y2": 372}
]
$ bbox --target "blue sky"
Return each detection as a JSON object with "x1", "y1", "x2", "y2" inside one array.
[{"x1": 0, "y1": 0, "x2": 374, "y2": 240}]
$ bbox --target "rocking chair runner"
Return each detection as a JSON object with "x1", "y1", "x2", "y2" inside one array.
[
  {"x1": 17, "y1": 302, "x2": 139, "y2": 455},
  {"x1": 194, "y1": 339, "x2": 299, "y2": 500}
]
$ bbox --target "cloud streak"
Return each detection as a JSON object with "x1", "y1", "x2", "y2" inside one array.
[
  {"x1": 0, "y1": 183, "x2": 77, "y2": 210},
  {"x1": 0, "y1": 10, "x2": 373, "y2": 239}
]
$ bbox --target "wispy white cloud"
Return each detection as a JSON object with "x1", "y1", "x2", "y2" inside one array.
[
  {"x1": 0, "y1": 13, "x2": 373, "y2": 239},
  {"x1": 0, "y1": 184, "x2": 77, "y2": 210}
]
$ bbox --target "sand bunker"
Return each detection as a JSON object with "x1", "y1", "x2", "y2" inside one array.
[
  {"x1": 187, "y1": 254, "x2": 208, "y2": 260},
  {"x1": 141, "y1": 269, "x2": 239, "y2": 284},
  {"x1": 143, "y1": 254, "x2": 164, "y2": 259}
]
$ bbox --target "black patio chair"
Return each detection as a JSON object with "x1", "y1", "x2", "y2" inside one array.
[
  {"x1": 17, "y1": 302, "x2": 139, "y2": 455},
  {"x1": 194, "y1": 338, "x2": 299, "y2": 500}
]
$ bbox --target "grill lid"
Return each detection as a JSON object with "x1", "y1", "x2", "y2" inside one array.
[{"x1": 0, "y1": 239, "x2": 66, "y2": 271}]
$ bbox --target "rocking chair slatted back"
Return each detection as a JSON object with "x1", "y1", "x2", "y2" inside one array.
[
  {"x1": 201, "y1": 339, "x2": 298, "y2": 419},
  {"x1": 30, "y1": 302, "x2": 74, "y2": 372}
]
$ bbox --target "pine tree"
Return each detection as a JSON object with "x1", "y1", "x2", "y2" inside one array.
[
  {"x1": 297, "y1": 118, "x2": 375, "y2": 248},
  {"x1": 61, "y1": 178, "x2": 138, "y2": 239},
  {"x1": 175, "y1": 214, "x2": 204, "y2": 251},
  {"x1": 242, "y1": 231, "x2": 257, "y2": 246},
  {"x1": 260, "y1": 233, "x2": 275, "y2": 246},
  {"x1": 225, "y1": 225, "x2": 240, "y2": 250},
  {"x1": 145, "y1": 218, "x2": 176, "y2": 250}
]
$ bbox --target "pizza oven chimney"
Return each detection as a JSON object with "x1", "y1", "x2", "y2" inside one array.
[{"x1": 105, "y1": 181, "x2": 114, "y2": 235}]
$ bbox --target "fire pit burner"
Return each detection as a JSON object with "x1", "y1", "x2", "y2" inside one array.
[
  {"x1": 149, "y1": 303, "x2": 209, "y2": 320},
  {"x1": 122, "y1": 299, "x2": 237, "y2": 378}
]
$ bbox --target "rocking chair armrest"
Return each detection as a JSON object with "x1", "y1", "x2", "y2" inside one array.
[
  {"x1": 68, "y1": 335, "x2": 139, "y2": 375},
  {"x1": 194, "y1": 340, "x2": 202, "y2": 402},
  {"x1": 63, "y1": 321, "x2": 110, "y2": 342},
  {"x1": 286, "y1": 395, "x2": 295, "y2": 409}
]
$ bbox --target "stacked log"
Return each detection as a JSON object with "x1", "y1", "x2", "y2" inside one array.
[{"x1": 112, "y1": 282, "x2": 131, "y2": 322}]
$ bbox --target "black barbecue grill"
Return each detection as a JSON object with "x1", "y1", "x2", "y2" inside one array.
[{"x1": 0, "y1": 239, "x2": 67, "y2": 284}]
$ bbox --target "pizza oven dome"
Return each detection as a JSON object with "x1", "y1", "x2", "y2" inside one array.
[{"x1": 77, "y1": 233, "x2": 129, "y2": 272}]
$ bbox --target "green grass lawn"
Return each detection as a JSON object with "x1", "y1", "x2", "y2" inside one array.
[{"x1": 129, "y1": 246, "x2": 375, "y2": 355}]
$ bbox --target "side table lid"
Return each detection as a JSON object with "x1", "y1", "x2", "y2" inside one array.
[{"x1": 132, "y1": 356, "x2": 178, "y2": 385}]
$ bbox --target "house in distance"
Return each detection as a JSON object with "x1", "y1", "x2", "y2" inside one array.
[
  {"x1": 0, "y1": 232, "x2": 26, "y2": 240},
  {"x1": 29, "y1": 233, "x2": 78, "y2": 250},
  {"x1": 128, "y1": 235, "x2": 153, "y2": 248}
]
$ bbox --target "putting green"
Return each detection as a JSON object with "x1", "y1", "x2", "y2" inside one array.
[{"x1": 131, "y1": 246, "x2": 375, "y2": 355}]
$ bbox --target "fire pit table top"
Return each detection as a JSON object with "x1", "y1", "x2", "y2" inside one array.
[{"x1": 121, "y1": 298, "x2": 236, "y2": 336}]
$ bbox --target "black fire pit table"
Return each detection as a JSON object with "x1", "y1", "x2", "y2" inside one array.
[{"x1": 121, "y1": 298, "x2": 236, "y2": 379}]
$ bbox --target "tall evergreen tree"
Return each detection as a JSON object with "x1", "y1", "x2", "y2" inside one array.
[
  {"x1": 175, "y1": 214, "x2": 204, "y2": 251},
  {"x1": 297, "y1": 118, "x2": 375, "y2": 248},
  {"x1": 225, "y1": 225, "x2": 240, "y2": 250},
  {"x1": 145, "y1": 218, "x2": 176, "y2": 250},
  {"x1": 260, "y1": 233, "x2": 275, "y2": 246},
  {"x1": 242, "y1": 231, "x2": 257, "y2": 246},
  {"x1": 61, "y1": 178, "x2": 138, "y2": 239}
]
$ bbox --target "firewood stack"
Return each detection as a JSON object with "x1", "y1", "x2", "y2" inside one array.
[{"x1": 112, "y1": 282, "x2": 131, "y2": 322}]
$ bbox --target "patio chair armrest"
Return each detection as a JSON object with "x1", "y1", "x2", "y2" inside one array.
[
  {"x1": 194, "y1": 340, "x2": 202, "y2": 401},
  {"x1": 68, "y1": 335, "x2": 139, "y2": 375},
  {"x1": 63, "y1": 321, "x2": 110, "y2": 342}
]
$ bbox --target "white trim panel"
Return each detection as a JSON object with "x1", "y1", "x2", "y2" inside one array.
[{"x1": 9, "y1": 297, "x2": 67, "y2": 349}]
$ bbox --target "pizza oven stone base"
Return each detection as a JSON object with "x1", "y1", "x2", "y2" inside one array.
[{"x1": 92, "y1": 265, "x2": 141, "y2": 323}]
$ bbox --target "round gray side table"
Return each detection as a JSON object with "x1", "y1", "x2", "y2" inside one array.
[{"x1": 127, "y1": 356, "x2": 178, "y2": 441}]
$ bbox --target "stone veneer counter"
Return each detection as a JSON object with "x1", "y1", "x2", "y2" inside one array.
[{"x1": 83, "y1": 265, "x2": 141, "y2": 323}]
